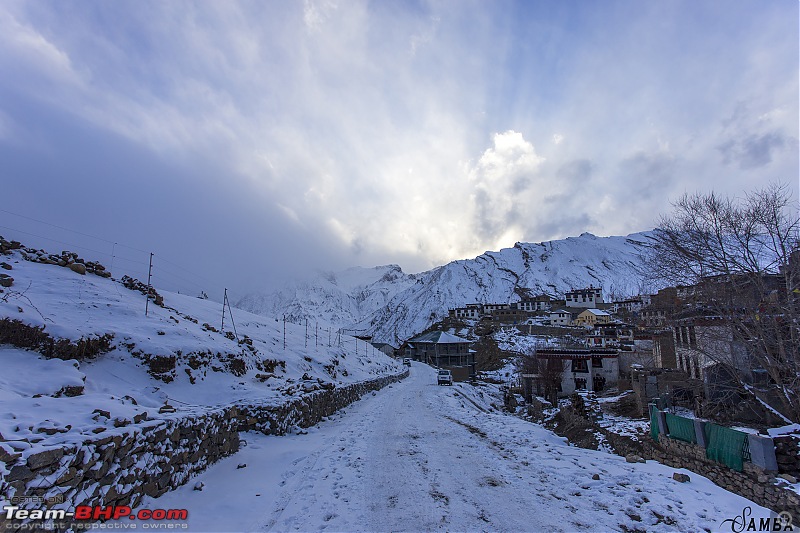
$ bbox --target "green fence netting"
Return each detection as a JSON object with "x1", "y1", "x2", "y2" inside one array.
[
  {"x1": 705, "y1": 423, "x2": 748, "y2": 472},
  {"x1": 665, "y1": 413, "x2": 697, "y2": 443},
  {"x1": 650, "y1": 405, "x2": 659, "y2": 441}
]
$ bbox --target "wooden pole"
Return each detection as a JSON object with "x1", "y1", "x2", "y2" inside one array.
[{"x1": 145, "y1": 252, "x2": 153, "y2": 316}]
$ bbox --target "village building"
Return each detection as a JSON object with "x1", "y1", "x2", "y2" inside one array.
[
  {"x1": 548, "y1": 309, "x2": 573, "y2": 326},
  {"x1": 533, "y1": 348, "x2": 619, "y2": 397},
  {"x1": 575, "y1": 308, "x2": 612, "y2": 327},
  {"x1": 517, "y1": 294, "x2": 552, "y2": 312},
  {"x1": 449, "y1": 304, "x2": 481, "y2": 319},
  {"x1": 565, "y1": 287, "x2": 604, "y2": 308},
  {"x1": 370, "y1": 342, "x2": 396, "y2": 357},
  {"x1": 586, "y1": 323, "x2": 635, "y2": 348},
  {"x1": 406, "y1": 331, "x2": 475, "y2": 381},
  {"x1": 490, "y1": 307, "x2": 528, "y2": 324},
  {"x1": 672, "y1": 316, "x2": 753, "y2": 402}
]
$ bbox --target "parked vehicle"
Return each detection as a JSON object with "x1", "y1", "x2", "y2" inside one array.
[
  {"x1": 437, "y1": 369, "x2": 453, "y2": 386},
  {"x1": 403, "y1": 358, "x2": 412, "y2": 366}
]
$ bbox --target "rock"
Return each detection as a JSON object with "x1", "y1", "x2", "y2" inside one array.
[
  {"x1": 625, "y1": 454, "x2": 646, "y2": 463},
  {"x1": 0, "y1": 274, "x2": 13, "y2": 288},
  {"x1": 673, "y1": 473, "x2": 691, "y2": 483},
  {"x1": 592, "y1": 474, "x2": 600, "y2": 480},
  {"x1": 159, "y1": 404, "x2": 177, "y2": 414},
  {"x1": 68, "y1": 263, "x2": 86, "y2": 275},
  {"x1": 780, "y1": 473, "x2": 797, "y2": 484},
  {"x1": 194, "y1": 482, "x2": 204, "y2": 491},
  {"x1": 92, "y1": 409, "x2": 111, "y2": 419},
  {"x1": 0, "y1": 444, "x2": 21, "y2": 464},
  {"x1": 0, "y1": 262, "x2": 11, "y2": 270},
  {"x1": 237, "y1": 463, "x2": 247, "y2": 469},
  {"x1": 6, "y1": 464, "x2": 35, "y2": 482},
  {"x1": 27, "y1": 448, "x2": 64, "y2": 470},
  {"x1": 113, "y1": 418, "x2": 131, "y2": 428},
  {"x1": 133, "y1": 412, "x2": 148, "y2": 424}
]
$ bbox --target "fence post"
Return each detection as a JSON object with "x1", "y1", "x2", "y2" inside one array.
[
  {"x1": 748, "y1": 434, "x2": 779, "y2": 471},
  {"x1": 694, "y1": 419, "x2": 708, "y2": 448},
  {"x1": 656, "y1": 410, "x2": 668, "y2": 436}
]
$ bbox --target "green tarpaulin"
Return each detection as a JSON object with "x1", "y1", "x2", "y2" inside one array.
[
  {"x1": 665, "y1": 413, "x2": 697, "y2": 443},
  {"x1": 705, "y1": 423, "x2": 747, "y2": 472}
]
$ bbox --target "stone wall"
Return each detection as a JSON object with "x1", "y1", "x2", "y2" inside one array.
[
  {"x1": 643, "y1": 435, "x2": 800, "y2": 518},
  {"x1": 0, "y1": 369, "x2": 408, "y2": 530},
  {"x1": 0, "y1": 408, "x2": 239, "y2": 530},
  {"x1": 549, "y1": 404, "x2": 800, "y2": 518},
  {"x1": 774, "y1": 436, "x2": 800, "y2": 476},
  {"x1": 235, "y1": 370, "x2": 409, "y2": 435}
]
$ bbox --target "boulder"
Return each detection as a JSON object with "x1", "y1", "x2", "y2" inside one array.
[
  {"x1": 625, "y1": 454, "x2": 646, "y2": 463},
  {"x1": 68, "y1": 263, "x2": 87, "y2": 275},
  {"x1": 673, "y1": 472, "x2": 691, "y2": 483}
]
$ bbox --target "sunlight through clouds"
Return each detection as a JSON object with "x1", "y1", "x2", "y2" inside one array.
[{"x1": 0, "y1": 0, "x2": 796, "y2": 291}]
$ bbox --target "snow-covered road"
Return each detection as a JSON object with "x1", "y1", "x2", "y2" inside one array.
[{"x1": 144, "y1": 363, "x2": 769, "y2": 532}]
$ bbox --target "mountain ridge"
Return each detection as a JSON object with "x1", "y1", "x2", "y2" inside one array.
[{"x1": 236, "y1": 231, "x2": 653, "y2": 344}]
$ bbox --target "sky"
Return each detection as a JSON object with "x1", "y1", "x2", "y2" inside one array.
[{"x1": 1, "y1": 0, "x2": 798, "y2": 298}]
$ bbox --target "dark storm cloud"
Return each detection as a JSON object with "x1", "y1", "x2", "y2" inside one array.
[{"x1": 717, "y1": 131, "x2": 789, "y2": 170}]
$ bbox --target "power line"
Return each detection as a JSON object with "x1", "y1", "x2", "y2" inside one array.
[
  {"x1": 1, "y1": 215, "x2": 230, "y2": 305},
  {"x1": 0, "y1": 208, "x2": 149, "y2": 254},
  {"x1": 0, "y1": 224, "x2": 115, "y2": 259}
]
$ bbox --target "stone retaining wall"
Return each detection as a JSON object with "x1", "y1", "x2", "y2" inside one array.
[
  {"x1": 644, "y1": 434, "x2": 800, "y2": 518},
  {"x1": 236, "y1": 370, "x2": 408, "y2": 435},
  {"x1": 0, "y1": 369, "x2": 408, "y2": 530},
  {"x1": 550, "y1": 404, "x2": 800, "y2": 518}
]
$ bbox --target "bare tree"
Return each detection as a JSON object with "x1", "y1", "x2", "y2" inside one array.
[{"x1": 643, "y1": 183, "x2": 800, "y2": 422}]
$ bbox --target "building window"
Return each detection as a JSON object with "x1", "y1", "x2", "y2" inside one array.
[
  {"x1": 592, "y1": 357, "x2": 603, "y2": 368},
  {"x1": 572, "y1": 359, "x2": 588, "y2": 372}
]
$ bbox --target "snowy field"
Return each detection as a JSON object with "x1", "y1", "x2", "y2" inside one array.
[{"x1": 144, "y1": 363, "x2": 770, "y2": 532}]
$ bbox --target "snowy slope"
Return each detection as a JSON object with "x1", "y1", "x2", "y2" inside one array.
[
  {"x1": 239, "y1": 232, "x2": 652, "y2": 344},
  {"x1": 0, "y1": 243, "x2": 401, "y2": 451}
]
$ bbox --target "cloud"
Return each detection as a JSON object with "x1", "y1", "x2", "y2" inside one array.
[{"x1": 0, "y1": 0, "x2": 796, "y2": 294}]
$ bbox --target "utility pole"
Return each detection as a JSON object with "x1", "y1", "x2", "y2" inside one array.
[
  {"x1": 145, "y1": 252, "x2": 153, "y2": 316},
  {"x1": 221, "y1": 288, "x2": 227, "y2": 331}
]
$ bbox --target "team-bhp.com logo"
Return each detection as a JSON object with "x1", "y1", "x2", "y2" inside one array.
[{"x1": 3, "y1": 505, "x2": 189, "y2": 529}]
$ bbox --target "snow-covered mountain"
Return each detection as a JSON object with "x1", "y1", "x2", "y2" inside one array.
[
  {"x1": 236, "y1": 264, "x2": 418, "y2": 329},
  {"x1": 237, "y1": 232, "x2": 653, "y2": 344}
]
